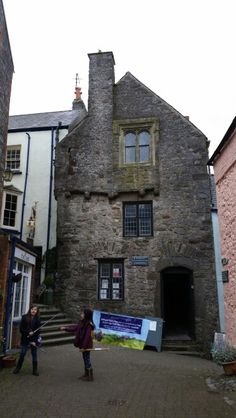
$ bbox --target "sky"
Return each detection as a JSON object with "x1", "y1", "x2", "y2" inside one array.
[{"x1": 3, "y1": 0, "x2": 236, "y2": 156}]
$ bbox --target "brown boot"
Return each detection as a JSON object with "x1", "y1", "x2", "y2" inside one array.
[
  {"x1": 88, "y1": 368, "x2": 94, "y2": 381},
  {"x1": 79, "y1": 369, "x2": 89, "y2": 380}
]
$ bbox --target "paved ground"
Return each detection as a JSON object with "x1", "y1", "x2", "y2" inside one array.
[{"x1": 1, "y1": 344, "x2": 236, "y2": 418}]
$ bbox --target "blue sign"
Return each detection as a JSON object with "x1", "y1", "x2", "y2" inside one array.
[
  {"x1": 100, "y1": 312, "x2": 142, "y2": 335},
  {"x1": 132, "y1": 256, "x2": 149, "y2": 266},
  {"x1": 93, "y1": 310, "x2": 151, "y2": 350}
]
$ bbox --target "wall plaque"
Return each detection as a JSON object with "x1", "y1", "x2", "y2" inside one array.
[{"x1": 132, "y1": 256, "x2": 149, "y2": 266}]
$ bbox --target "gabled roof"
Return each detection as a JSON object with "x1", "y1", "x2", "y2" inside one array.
[
  {"x1": 8, "y1": 109, "x2": 81, "y2": 132},
  {"x1": 208, "y1": 116, "x2": 236, "y2": 165},
  {"x1": 116, "y1": 72, "x2": 206, "y2": 137}
]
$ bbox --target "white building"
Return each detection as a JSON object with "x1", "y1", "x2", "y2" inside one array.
[{"x1": 1, "y1": 97, "x2": 86, "y2": 284}]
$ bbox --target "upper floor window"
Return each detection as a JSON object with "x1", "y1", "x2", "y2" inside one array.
[
  {"x1": 124, "y1": 130, "x2": 150, "y2": 163},
  {"x1": 3, "y1": 193, "x2": 17, "y2": 227},
  {"x1": 98, "y1": 260, "x2": 124, "y2": 301},
  {"x1": 123, "y1": 202, "x2": 153, "y2": 237},
  {"x1": 6, "y1": 146, "x2": 21, "y2": 171}
]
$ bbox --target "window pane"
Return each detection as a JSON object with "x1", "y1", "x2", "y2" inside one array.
[
  {"x1": 125, "y1": 147, "x2": 136, "y2": 163},
  {"x1": 100, "y1": 263, "x2": 110, "y2": 277},
  {"x1": 125, "y1": 218, "x2": 137, "y2": 236},
  {"x1": 139, "y1": 218, "x2": 152, "y2": 236},
  {"x1": 125, "y1": 132, "x2": 136, "y2": 146},
  {"x1": 125, "y1": 205, "x2": 137, "y2": 217},
  {"x1": 138, "y1": 131, "x2": 150, "y2": 145},
  {"x1": 125, "y1": 132, "x2": 136, "y2": 163},
  {"x1": 139, "y1": 204, "x2": 151, "y2": 217},
  {"x1": 138, "y1": 131, "x2": 150, "y2": 162},
  {"x1": 139, "y1": 146, "x2": 149, "y2": 162}
]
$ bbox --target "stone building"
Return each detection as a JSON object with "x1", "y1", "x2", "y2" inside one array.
[
  {"x1": 209, "y1": 116, "x2": 236, "y2": 346},
  {"x1": 55, "y1": 51, "x2": 219, "y2": 353},
  {"x1": 0, "y1": 0, "x2": 14, "y2": 353},
  {"x1": 0, "y1": 0, "x2": 14, "y2": 214}
]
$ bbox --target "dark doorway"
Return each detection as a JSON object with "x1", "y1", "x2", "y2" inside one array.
[{"x1": 161, "y1": 267, "x2": 194, "y2": 339}]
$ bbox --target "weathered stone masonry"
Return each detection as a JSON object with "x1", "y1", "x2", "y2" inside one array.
[
  {"x1": 0, "y1": 0, "x2": 14, "y2": 213},
  {"x1": 55, "y1": 51, "x2": 219, "y2": 353}
]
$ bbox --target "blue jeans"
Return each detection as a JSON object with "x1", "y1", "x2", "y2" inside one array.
[
  {"x1": 20, "y1": 343, "x2": 38, "y2": 362},
  {"x1": 82, "y1": 351, "x2": 91, "y2": 369}
]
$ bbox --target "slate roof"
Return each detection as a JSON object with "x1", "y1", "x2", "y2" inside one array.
[
  {"x1": 8, "y1": 109, "x2": 82, "y2": 131},
  {"x1": 208, "y1": 116, "x2": 236, "y2": 165}
]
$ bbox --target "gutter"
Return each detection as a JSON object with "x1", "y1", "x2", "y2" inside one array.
[{"x1": 45, "y1": 127, "x2": 55, "y2": 275}]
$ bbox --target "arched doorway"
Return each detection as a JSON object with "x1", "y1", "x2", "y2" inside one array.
[{"x1": 161, "y1": 267, "x2": 194, "y2": 339}]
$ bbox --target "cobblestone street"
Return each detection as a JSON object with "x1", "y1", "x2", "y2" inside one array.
[{"x1": 1, "y1": 344, "x2": 236, "y2": 418}]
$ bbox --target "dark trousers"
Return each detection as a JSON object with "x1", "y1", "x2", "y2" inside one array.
[
  {"x1": 20, "y1": 343, "x2": 37, "y2": 362},
  {"x1": 82, "y1": 351, "x2": 91, "y2": 369}
]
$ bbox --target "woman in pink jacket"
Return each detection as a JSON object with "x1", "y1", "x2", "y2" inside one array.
[{"x1": 61, "y1": 308, "x2": 95, "y2": 381}]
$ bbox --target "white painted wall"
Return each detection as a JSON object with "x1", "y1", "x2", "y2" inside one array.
[{"x1": 1, "y1": 128, "x2": 68, "y2": 280}]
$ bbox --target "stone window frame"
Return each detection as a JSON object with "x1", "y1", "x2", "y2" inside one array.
[
  {"x1": 98, "y1": 259, "x2": 124, "y2": 301},
  {"x1": 113, "y1": 117, "x2": 159, "y2": 167},
  {"x1": 123, "y1": 201, "x2": 153, "y2": 237}
]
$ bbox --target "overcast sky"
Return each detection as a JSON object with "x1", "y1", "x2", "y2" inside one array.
[{"x1": 3, "y1": 0, "x2": 236, "y2": 156}]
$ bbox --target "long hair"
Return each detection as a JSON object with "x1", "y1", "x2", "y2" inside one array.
[
  {"x1": 82, "y1": 308, "x2": 95, "y2": 329},
  {"x1": 25, "y1": 305, "x2": 40, "y2": 323}
]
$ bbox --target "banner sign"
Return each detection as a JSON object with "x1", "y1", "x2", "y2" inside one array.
[{"x1": 93, "y1": 310, "x2": 151, "y2": 350}]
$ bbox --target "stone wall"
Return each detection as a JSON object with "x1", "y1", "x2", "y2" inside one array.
[
  {"x1": 55, "y1": 52, "x2": 219, "y2": 353},
  {"x1": 0, "y1": 0, "x2": 14, "y2": 213}
]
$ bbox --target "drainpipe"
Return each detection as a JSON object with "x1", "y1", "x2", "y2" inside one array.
[
  {"x1": 208, "y1": 166, "x2": 225, "y2": 332},
  {"x1": 45, "y1": 128, "x2": 55, "y2": 276},
  {"x1": 3, "y1": 234, "x2": 16, "y2": 354},
  {"x1": 20, "y1": 132, "x2": 31, "y2": 239}
]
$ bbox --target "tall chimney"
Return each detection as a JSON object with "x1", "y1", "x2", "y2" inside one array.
[{"x1": 87, "y1": 51, "x2": 115, "y2": 122}]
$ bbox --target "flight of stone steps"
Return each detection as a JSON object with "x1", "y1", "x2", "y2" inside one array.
[{"x1": 38, "y1": 304, "x2": 75, "y2": 347}]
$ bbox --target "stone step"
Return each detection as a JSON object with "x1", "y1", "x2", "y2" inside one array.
[
  {"x1": 40, "y1": 323, "x2": 74, "y2": 333},
  {"x1": 41, "y1": 330, "x2": 74, "y2": 340},
  {"x1": 35, "y1": 304, "x2": 74, "y2": 347},
  {"x1": 42, "y1": 336, "x2": 74, "y2": 346}
]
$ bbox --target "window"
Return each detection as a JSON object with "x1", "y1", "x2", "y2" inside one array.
[
  {"x1": 98, "y1": 260, "x2": 124, "y2": 300},
  {"x1": 3, "y1": 193, "x2": 17, "y2": 227},
  {"x1": 124, "y1": 129, "x2": 150, "y2": 163},
  {"x1": 12, "y1": 260, "x2": 31, "y2": 320},
  {"x1": 6, "y1": 146, "x2": 21, "y2": 170},
  {"x1": 123, "y1": 202, "x2": 153, "y2": 237}
]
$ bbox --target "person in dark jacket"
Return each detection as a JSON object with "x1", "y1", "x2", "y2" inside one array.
[
  {"x1": 61, "y1": 308, "x2": 95, "y2": 381},
  {"x1": 13, "y1": 305, "x2": 41, "y2": 376}
]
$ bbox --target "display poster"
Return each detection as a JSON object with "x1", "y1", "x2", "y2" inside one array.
[{"x1": 93, "y1": 310, "x2": 151, "y2": 350}]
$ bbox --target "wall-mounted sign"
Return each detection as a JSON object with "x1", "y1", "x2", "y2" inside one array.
[
  {"x1": 222, "y1": 270, "x2": 229, "y2": 283},
  {"x1": 15, "y1": 247, "x2": 36, "y2": 266},
  {"x1": 132, "y1": 256, "x2": 149, "y2": 266}
]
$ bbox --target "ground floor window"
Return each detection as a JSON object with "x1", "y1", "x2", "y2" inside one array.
[
  {"x1": 12, "y1": 260, "x2": 31, "y2": 320},
  {"x1": 98, "y1": 259, "x2": 124, "y2": 300}
]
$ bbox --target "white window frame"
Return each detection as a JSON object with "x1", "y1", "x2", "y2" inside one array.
[
  {"x1": 12, "y1": 259, "x2": 32, "y2": 321},
  {"x1": 2, "y1": 192, "x2": 18, "y2": 228},
  {"x1": 6, "y1": 145, "x2": 21, "y2": 171}
]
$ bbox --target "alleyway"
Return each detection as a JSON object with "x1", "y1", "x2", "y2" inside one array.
[{"x1": 0, "y1": 344, "x2": 236, "y2": 418}]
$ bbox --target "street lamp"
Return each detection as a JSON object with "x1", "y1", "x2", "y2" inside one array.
[{"x1": 3, "y1": 168, "x2": 13, "y2": 182}]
